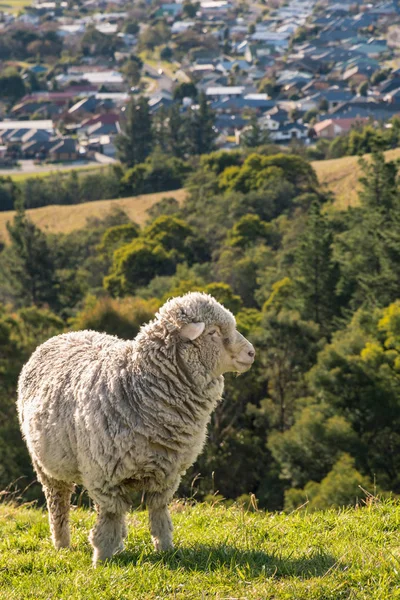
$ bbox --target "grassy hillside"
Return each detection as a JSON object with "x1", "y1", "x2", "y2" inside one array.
[
  {"x1": 0, "y1": 0, "x2": 31, "y2": 13},
  {"x1": 0, "y1": 189, "x2": 187, "y2": 241},
  {"x1": 8, "y1": 164, "x2": 104, "y2": 182},
  {"x1": 312, "y1": 147, "x2": 400, "y2": 210},
  {"x1": 0, "y1": 500, "x2": 399, "y2": 599}
]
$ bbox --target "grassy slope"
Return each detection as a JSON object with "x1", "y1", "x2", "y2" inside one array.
[
  {"x1": 7, "y1": 164, "x2": 104, "y2": 183},
  {"x1": 0, "y1": 189, "x2": 187, "y2": 241},
  {"x1": 0, "y1": 0, "x2": 31, "y2": 13},
  {"x1": 1, "y1": 500, "x2": 399, "y2": 599},
  {"x1": 312, "y1": 147, "x2": 400, "y2": 210}
]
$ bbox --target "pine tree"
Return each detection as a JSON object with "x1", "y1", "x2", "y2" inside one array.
[
  {"x1": 116, "y1": 96, "x2": 153, "y2": 167},
  {"x1": 295, "y1": 201, "x2": 340, "y2": 333},
  {"x1": 152, "y1": 106, "x2": 169, "y2": 154},
  {"x1": 0, "y1": 202, "x2": 59, "y2": 309},
  {"x1": 186, "y1": 92, "x2": 216, "y2": 156},
  {"x1": 335, "y1": 152, "x2": 400, "y2": 310},
  {"x1": 167, "y1": 104, "x2": 187, "y2": 158}
]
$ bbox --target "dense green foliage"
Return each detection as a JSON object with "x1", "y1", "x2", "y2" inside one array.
[
  {"x1": 0, "y1": 161, "x2": 188, "y2": 212},
  {"x1": 1, "y1": 500, "x2": 399, "y2": 599},
  {"x1": 1, "y1": 149, "x2": 400, "y2": 513}
]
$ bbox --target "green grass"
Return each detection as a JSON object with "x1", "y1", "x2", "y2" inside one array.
[
  {"x1": 1, "y1": 499, "x2": 399, "y2": 599},
  {"x1": 139, "y1": 51, "x2": 180, "y2": 79}
]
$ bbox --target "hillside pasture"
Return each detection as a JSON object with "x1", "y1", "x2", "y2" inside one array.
[
  {"x1": 312, "y1": 147, "x2": 400, "y2": 209},
  {"x1": 0, "y1": 0, "x2": 31, "y2": 12},
  {"x1": 0, "y1": 189, "x2": 188, "y2": 241}
]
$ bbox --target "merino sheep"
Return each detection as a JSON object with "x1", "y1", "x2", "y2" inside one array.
[{"x1": 17, "y1": 292, "x2": 255, "y2": 565}]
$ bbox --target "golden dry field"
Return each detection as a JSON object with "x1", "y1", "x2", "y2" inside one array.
[
  {"x1": 0, "y1": 0, "x2": 31, "y2": 12},
  {"x1": 0, "y1": 189, "x2": 187, "y2": 242},
  {"x1": 312, "y1": 147, "x2": 400, "y2": 209}
]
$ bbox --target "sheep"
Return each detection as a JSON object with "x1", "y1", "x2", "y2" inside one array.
[{"x1": 17, "y1": 292, "x2": 255, "y2": 565}]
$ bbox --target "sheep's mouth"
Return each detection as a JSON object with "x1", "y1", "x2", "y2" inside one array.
[{"x1": 234, "y1": 360, "x2": 254, "y2": 372}]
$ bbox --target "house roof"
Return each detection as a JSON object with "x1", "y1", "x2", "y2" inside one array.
[
  {"x1": 49, "y1": 138, "x2": 77, "y2": 154},
  {"x1": 21, "y1": 129, "x2": 52, "y2": 143},
  {"x1": 313, "y1": 117, "x2": 369, "y2": 134},
  {"x1": 206, "y1": 86, "x2": 245, "y2": 96},
  {"x1": 22, "y1": 139, "x2": 59, "y2": 153},
  {"x1": 0, "y1": 120, "x2": 54, "y2": 131},
  {"x1": 278, "y1": 122, "x2": 308, "y2": 133},
  {"x1": 80, "y1": 113, "x2": 119, "y2": 128},
  {"x1": 265, "y1": 106, "x2": 290, "y2": 122},
  {"x1": 68, "y1": 97, "x2": 98, "y2": 114}
]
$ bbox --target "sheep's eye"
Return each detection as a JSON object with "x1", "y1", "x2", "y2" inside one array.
[{"x1": 208, "y1": 329, "x2": 217, "y2": 335}]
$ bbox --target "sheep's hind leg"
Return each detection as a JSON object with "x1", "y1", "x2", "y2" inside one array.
[
  {"x1": 89, "y1": 505, "x2": 126, "y2": 566},
  {"x1": 146, "y1": 489, "x2": 175, "y2": 552},
  {"x1": 36, "y1": 466, "x2": 74, "y2": 549}
]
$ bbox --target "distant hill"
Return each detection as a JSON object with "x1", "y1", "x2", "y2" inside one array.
[
  {"x1": 0, "y1": 189, "x2": 187, "y2": 241},
  {"x1": 0, "y1": 500, "x2": 398, "y2": 599},
  {"x1": 312, "y1": 147, "x2": 400, "y2": 209}
]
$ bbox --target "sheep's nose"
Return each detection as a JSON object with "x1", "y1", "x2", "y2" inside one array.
[{"x1": 248, "y1": 350, "x2": 255, "y2": 358}]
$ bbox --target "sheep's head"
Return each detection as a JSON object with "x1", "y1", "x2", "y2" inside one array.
[{"x1": 157, "y1": 292, "x2": 255, "y2": 380}]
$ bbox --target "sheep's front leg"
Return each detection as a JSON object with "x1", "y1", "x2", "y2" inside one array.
[{"x1": 146, "y1": 489, "x2": 175, "y2": 552}]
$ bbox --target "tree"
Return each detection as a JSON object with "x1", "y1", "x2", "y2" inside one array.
[
  {"x1": 160, "y1": 46, "x2": 173, "y2": 61},
  {"x1": 284, "y1": 454, "x2": 372, "y2": 512},
  {"x1": 227, "y1": 214, "x2": 279, "y2": 249},
  {"x1": 0, "y1": 71, "x2": 25, "y2": 102},
  {"x1": 116, "y1": 97, "x2": 153, "y2": 167},
  {"x1": 185, "y1": 92, "x2": 216, "y2": 156},
  {"x1": 0, "y1": 304, "x2": 63, "y2": 492},
  {"x1": 139, "y1": 22, "x2": 170, "y2": 52},
  {"x1": 269, "y1": 400, "x2": 359, "y2": 488},
  {"x1": 254, "y1": 310, "x2": 320, "y2": 432},
  {"x1": 357, "y1": 81, "x2": 368, "y2": 96},
  {"x1": 173, "y1": 82, "x2": 198, "y2": 101},
  {"x1": 240, "y1": 114, "x2": 270, "y2": 148},
  {"x1": 80, "y1": 26, "x2": 117, "y2": 57},
  {"x1": 182, "y1": 0, "x2": 199, "y2": 18},
  {"x1": 104, "y1": 238, "x2": 175, "y2": 296},
  {"x1": 308, "y1": 303, "x2": 400, "y2": 493},
  {"x1": 334, "y1": 152, "x2": 400, "y2": 310},
  {"x1": 0, "y1": 176, "x2": 19, "y2": 211},
  {"x1": 318, "y1": 98, "x2": 329, "y2": 112},
  {"x1": 97, "y1": 223, "x2": 140, "y2": 258},
  {"x1": 71, "y1": 295, "x2": 159, "y2": 339},
  {"x1": 166, "y1": 104, "x2": 188, "y2": 158},
  {"x1": 294, "y1": 201, "x2": 341, "y2": 333},
  {"x1": 121, "y1": 59, "x2": 142, "y2": 86},
  {"x1": 144, "y1": 214, "x2": 208, "y2": 264},
  {"x1": 0, "y1": 203, "x2": 59, "y2": 310},
  {"x1": 123, "y1": 20, "x2": 139, "y2": 35}
]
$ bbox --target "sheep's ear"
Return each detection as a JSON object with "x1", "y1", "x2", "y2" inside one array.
[{"x1": 179, "y1": 322, "x2": 205, "y2": 341}]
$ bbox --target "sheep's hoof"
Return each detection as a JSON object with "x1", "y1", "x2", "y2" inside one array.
[
  {"x1": 152, "y1": 537, "x2": 174, "y2": 552},
  {"x1": 92, "y1": 543, "x2": 124, "y2": 566}
]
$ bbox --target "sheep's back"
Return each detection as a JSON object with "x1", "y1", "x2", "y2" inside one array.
[{"x1": 17, "y1": 330, "x2": 125, "y2": 483}]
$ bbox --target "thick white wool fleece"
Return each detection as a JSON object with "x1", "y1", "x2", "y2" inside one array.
[{"x1": 17, "y1": 293, "x2": 236, "y2": 513}]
